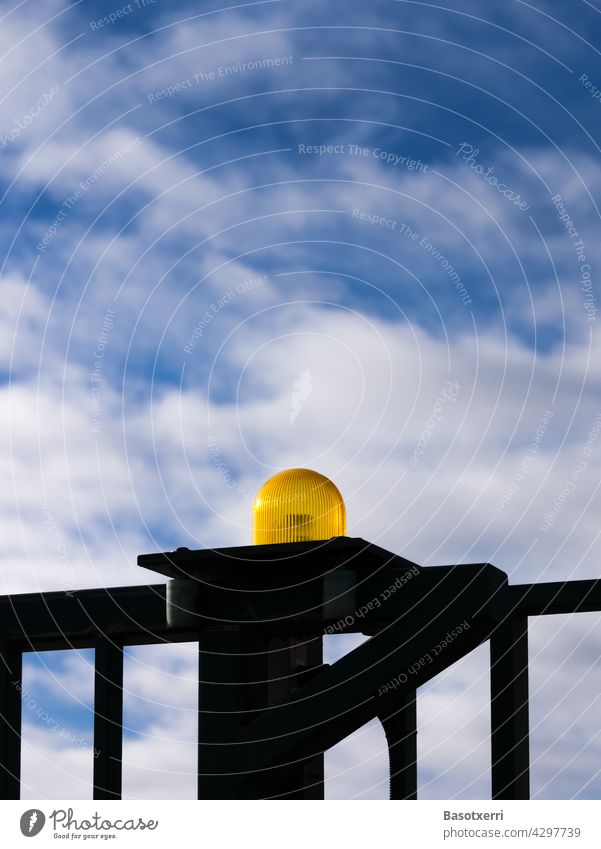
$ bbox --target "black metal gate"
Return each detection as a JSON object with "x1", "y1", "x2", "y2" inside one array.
[{"x1": 1, "y1": 537, "x2": 599, "y2": 800}]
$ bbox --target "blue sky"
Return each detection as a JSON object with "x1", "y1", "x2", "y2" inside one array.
[{"x1": 3, "y1": 0, "x2": 601, "y2": 799}]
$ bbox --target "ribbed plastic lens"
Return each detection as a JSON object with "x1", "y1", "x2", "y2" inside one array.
[{"x1": 252, "y1": 468, "x2": 346, "y2": 544}]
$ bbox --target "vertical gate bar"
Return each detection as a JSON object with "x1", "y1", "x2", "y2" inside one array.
[
  {"x1": 93, "y1": 638, "x2": 123, "y2": 800},
  {"x1": 490, "y1": 614, "x2": 530, "y2": 800},
  {"x1": 198, "y1": 630, "x2": 324, "y2": 800},
  {"x1": 269, "y1": 633, "x2": 324, "y2": 799},
  {"x1": 0, "y1": 644, "x2": 22, "y2": 800},
  {"x1": 197, "y1": 630, "x2": 250, "y2": 801},
  {"x1": 378, "y1": 690, "x2": 417, "y2": 800}
]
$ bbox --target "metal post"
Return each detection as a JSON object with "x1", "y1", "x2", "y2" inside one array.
[
  {"x1": 198, "y1": 630, "x2": 323, "y2": 799},
  {"x1": 378, "y1": 691, "x2": 417, "y2": 800},
  {"x1": 0, "y1": 644, "x2": 22, "y2": 799},
  {"x1": 490, "y1": 614, "x2": 530, "y2": 799},
  {"x1": 93, "y1": 638, "x2": 123, "y2": 800}
]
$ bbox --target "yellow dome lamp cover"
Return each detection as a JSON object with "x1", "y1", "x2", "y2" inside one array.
[{"x1": 252, "y1": 468, "x2": 347, "y2": 545}]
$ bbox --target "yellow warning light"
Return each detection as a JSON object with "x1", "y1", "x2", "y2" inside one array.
[{"x1": 252, "y1": 468, "x2": 346, "y2": 545}]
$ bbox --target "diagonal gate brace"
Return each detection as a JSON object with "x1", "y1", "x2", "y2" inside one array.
[{"x1": 235, "y1": 563, "x2": 508, "y2": 797}]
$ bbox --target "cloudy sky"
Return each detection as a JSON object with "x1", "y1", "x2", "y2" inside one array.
[{"x1": 2, "y1": 0, "x2": 601, "y2": 800}]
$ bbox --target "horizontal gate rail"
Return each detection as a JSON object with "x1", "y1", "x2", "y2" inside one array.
[
  {"x1": 0, "y1": 585, "x2": 172, "y2": 650},
  {"x1": 510, "y1": 580, "x2": 601, "y2": 616}
]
